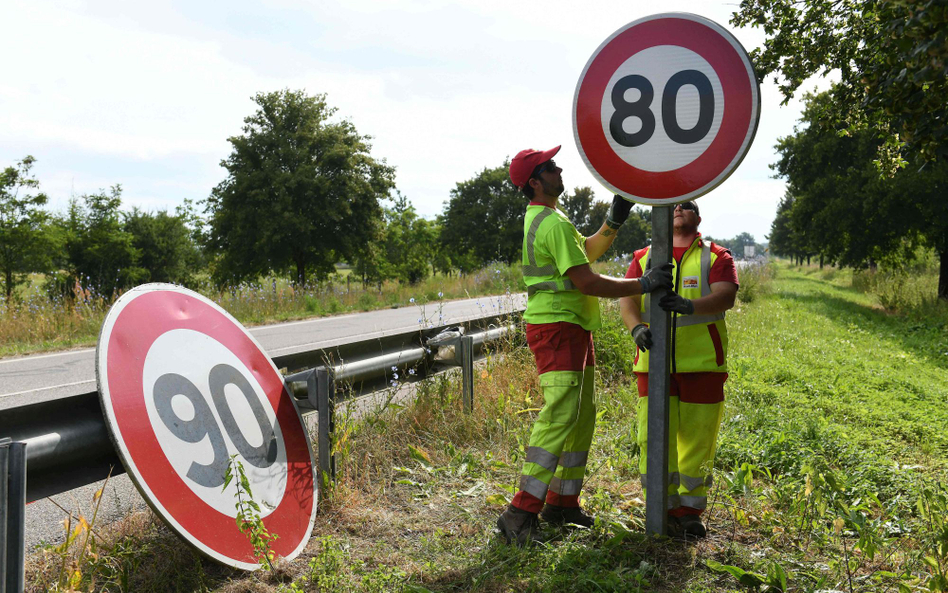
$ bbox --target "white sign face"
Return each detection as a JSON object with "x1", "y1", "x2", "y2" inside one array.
[
  {"x1": 574, "y1": 13, "x2": 760, "y2": 205},
  {"x1": 96, "y1": 284, "x2": 317, "y2": 571},
  {"x1": 141, "y1": 329, "x2": 288, "y2": 517},
  {"x1": 600, "y1": 45, "x2": 725, "y2": 172}
]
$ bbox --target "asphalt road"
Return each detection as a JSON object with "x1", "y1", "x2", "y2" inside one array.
[
  {"x1": 0, "y1": 293, "x2": 525, "y2": 411},
  {"x1": 6, "y1": 293, "x2": 525, "y2": 550}
]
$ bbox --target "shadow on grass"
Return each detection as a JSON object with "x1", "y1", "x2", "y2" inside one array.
[
  {"x1": 776, "y1": 286, "x2": 948, "y2": 372},
  {"x1": 416, "y1": 530, "x2": 701, "y2": 593}
]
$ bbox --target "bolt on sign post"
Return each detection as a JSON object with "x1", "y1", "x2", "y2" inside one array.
[
  {"x1": 96, "y1": 284, "x2": 317, "y2": 570},
  {"x1": 574, "y1": 13, "x2": 760, "y2": 535}
]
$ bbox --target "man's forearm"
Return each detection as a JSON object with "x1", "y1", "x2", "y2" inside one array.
[
  {"x1": 584, "y1": 221, "x2": 618, "y2": 262},
  {"x1": 619, "y1": 296, "x2": 644, "y2": 331},
  {"x1": 579, "y1": 274, "x2": 646, "y2": 298},
  {"x1": 690, "y1": 290, "x2": 737, "y2": 315}
]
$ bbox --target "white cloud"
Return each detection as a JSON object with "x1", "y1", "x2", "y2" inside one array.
[{"x1": 0, "y1": 0, "x2": 831, "y2": 241}]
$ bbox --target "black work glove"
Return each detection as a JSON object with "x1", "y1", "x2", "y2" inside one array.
[
  {"x1": 605, "y1": 195, "x2": 634, "y2": 229},
  {"x1": 631, "y1": 323, "x2": 653, "y2": 350},
  {"x1": 639, "y1": 262, "x2": 673, "y2": 293},
  {"x1": 659, "y1": 292, "x2": 695, "y2": 315}
]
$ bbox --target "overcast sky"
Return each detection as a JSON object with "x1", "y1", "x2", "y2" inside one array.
[{"x1": 1, "y1": 0, "x2": 831, "y2": 243}]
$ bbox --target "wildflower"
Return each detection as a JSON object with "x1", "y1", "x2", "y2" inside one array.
[
  {"x1": 410, "y1": 297, "x2": 415, "y2": 303},
  {"x1": 408, "y1": 368, "x2": 416, "y2": 376},
  {"x1": 438, "y1": 291, "x2": 443, "y2": 298}
]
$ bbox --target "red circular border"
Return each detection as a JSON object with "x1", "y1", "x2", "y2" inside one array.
[
  {"x1": 575, "y1": 17, "x2": 754, "y2": 200},
  {"x1": 105, "y1": 290, "x2": 314, "y2": 564}
]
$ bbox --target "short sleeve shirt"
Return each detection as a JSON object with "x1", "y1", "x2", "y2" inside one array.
[
  {"x1": 625, "y1": 236, "x2": 739, "y2": 286},
  {"x1": 523, "y1": 205, "x2": 601, "y2": 330}
]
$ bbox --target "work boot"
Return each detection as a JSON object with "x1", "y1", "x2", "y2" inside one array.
[
  {"x1": 677, "y1": 514, "x2": 707, "y2": 538},
  {"x1": 540, "y1": 504, "x2": 595, "y2": 528},
  {"x1": 496, "y1": 506, "x2": 544, "y2": 546},
  {"x1": 665, "y1": 515, "x2": 685, "y2": 539}
]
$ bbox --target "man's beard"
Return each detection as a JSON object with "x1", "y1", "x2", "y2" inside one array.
[
  {"x1": 540, "y1": 176, "x2": 564, "y2": 197},
  {"x1": 674, "y1": 219, "x2": 698, "y2": 235}
]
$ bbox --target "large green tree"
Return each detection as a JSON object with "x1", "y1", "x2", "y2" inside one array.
[
  {"x1": 440, "y1": 163, "x2": 524, "y2": 272},
  {"x1": 772, "y1": 91, "x2": 948, "y2": 295},
  {"x1": 559, "y1": 186, "x2": 599, "y2": 236},
  {"x1": 206, "y1": 89, "x2": 395, "y2": 286},
  {"x1": 124, "y1": 208, "x2": 201, "y2": 285},
  {"x1": 0, "y1": 156, "x2": 56, "y2": 300},
  {"x1": 62, "y1": 186, "x2": 146, "y2": 296},
  {"x1": 381, "y1": 193, "x2": 437, "y2": 285},
  {"x1": 732, "y1": 0, "x2": 948, "y2": 165}
]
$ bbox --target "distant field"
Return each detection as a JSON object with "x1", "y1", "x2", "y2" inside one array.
[
  {"x1": 0, "y1": 264, "x2": 525, "y2": 357},
  {"x1": 27, "y1": 262, "x2": 948, "y2": 592}
]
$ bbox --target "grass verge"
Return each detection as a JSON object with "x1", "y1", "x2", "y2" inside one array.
[{"x1": 26, "y1": 261, "x2": 948, "y2": 592}]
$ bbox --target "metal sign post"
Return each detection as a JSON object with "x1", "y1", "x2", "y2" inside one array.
[
  {"x1": 574, "y1": 12, "x2": 760, "y2": 537},
  {"x1": 645, "y1": 208, "x2": 673, "y2": 535}
]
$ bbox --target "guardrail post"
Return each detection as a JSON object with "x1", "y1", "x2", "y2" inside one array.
[
  {"x1": 1, "y1": 438, "x2": 26, "y2": 593},
  {"x1": 314, "y1": 368, "x2": 336, "y2": 490},
  {"x1": 460, "y1": 335, "x2": 474, "y2": 413}
]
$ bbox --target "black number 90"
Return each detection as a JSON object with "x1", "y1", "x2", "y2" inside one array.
[
  {"x1": 609, "y1": 70, "x2": 715, "y2": 148},
  {"x1": 153, "y1": 363, "x2": 278, "y2": 488}
]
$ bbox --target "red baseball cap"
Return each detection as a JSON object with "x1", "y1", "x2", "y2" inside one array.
[{"x1": 509, "y1": 145, "x2": 561, "y2": 189}]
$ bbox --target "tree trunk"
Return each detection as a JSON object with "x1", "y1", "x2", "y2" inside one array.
[
  {"x1": 295, "y1": 259, "x2": 306, "y2": 286},
  {"x1": 4, "y1": 268, "x2": 11, "y2": 301},
  {"x1": 939, "y1": 246, "x2": 948, "y2": 300},
  {"x1": 820, "y1": 254, "x2": 824, "y2": 269},
  {"x1": 807, "y1": 254, "x2": 811, "y2": 266}
]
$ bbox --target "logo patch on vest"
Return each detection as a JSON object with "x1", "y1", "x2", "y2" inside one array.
[{"x1": 682, "y1": 276, "x2": 699, "y2": 290}]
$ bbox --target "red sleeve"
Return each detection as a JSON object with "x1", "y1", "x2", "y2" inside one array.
[
  {"x1": 625, "y1": 248, "x2": 649, "y2": 279},
  {"x1": 708, "y1": 243, "x2": 739, "y2": 286}
]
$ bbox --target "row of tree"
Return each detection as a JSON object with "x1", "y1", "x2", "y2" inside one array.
[
  {"x1": 732, "y1": 0, "x2": 947, "y2": 299},
  {"x1": 2, "y1": 89, "x2": 764, "y2": 301},
  {"x1": 0, "y1": 159, "x2": 202, "y2": 300},
  {"x1": 767, "y1": 90, "x2": 947, "y2": 290}
]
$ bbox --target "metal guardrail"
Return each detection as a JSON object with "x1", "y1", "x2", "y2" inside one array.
[
  {"x1": 0, "y1": 310, "x2": 521, "y2": 504},
  {"x1": 0, "y1": 308, "x2": 522, "y2": 590}
]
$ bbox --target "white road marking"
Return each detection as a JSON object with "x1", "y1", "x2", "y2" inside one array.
[{"x1": 2, "y1": 379, "x2": 96, "y2": 399}]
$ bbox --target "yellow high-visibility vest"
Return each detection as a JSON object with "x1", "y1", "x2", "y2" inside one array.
[{"x1": 633, "y1": 238, "x2": 728, "y2": 373}]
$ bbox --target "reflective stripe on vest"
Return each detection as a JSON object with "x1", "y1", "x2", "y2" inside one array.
[
  {"x1": 522, "y1": 207, "x2": 579, "y2": 295},
  {"x1": 640, "y1": 244, "x2": 723, "y2": 326},
  {"x1": 635, "y1": 239, "x2": 727, "y2": 373}
]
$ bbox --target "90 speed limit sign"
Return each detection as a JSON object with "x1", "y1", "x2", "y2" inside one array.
[
  {"x1": 573, "y1": 13, "x2": 760, "y2": 204},
  {"x1": 96, "y1": 284, "x2": 316, "y2": 570}
]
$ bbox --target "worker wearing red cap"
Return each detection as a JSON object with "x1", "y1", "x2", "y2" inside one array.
[{"x1": 497, "y1": 146, "x2": 673, "y2": 545}]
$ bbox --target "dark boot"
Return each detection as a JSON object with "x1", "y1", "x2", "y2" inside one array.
[
  {"x1": 677, "y1": 514, "x2": 707, "y2": 538},
  {"x1": 540, "y1": 504, "x2": 595, "y2": 528},
  {"x1": 496, "y1": 506, "x2": 544, "y2": 546}
]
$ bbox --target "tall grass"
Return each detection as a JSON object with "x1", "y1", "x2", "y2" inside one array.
[
  {"x1": 0, "y1": 263, "x2": 525, "y2": 357},
  {"x1": 25, "y1": 260, "x2": 948, "y2": 592}
]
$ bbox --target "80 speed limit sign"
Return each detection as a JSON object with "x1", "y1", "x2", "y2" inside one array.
[
  {"x1": 573, "y1": 13, "x2": 760, "y2": 204},
  {"x1": 96, "y1": 284, "x2": 316, "y2": 570}
]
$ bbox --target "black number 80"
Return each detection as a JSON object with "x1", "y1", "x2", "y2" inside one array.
[
  {"x1": 609, "y1": 70, "x2": 715, "y2": 148},
  {"x1": 153, "y1": 364, "x2": 278, "y2": 488}
]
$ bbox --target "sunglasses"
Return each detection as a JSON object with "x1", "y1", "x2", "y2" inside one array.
[
  {"x1": 532, "y1": 160, "x2": 558, "y2": 177},
  {"x1": 676, "y1": 202, "x2": 698, "y2": 212}
]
